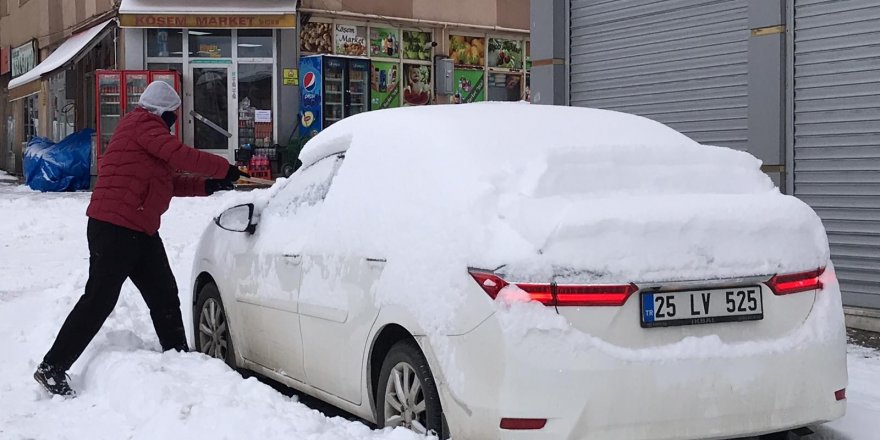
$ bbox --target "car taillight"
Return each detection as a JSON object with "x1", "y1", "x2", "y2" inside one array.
[
  {"x1": 767, "y1": 267, "x2": 825, "y2": 295},
  {"x1": 469, "y1": 270, "x2": 637, "y2": 306}
]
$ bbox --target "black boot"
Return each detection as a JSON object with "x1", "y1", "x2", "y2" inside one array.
[{"x1": 34, "y1": 362, "x2": 76, "y2": 397}]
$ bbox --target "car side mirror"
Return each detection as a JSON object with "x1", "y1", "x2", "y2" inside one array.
[{"x1": 215, "y1": 203, "x2": 257, "y2": 234}]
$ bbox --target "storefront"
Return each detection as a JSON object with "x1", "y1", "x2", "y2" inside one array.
[
  {"x1": 118, "y1": 0, "x2": 297, "y2": 161},
  {"x1": 5, "y1": 20, "x2": 115, "y2": 175},
  {"x1": 296, "y1": 13, "x2": 529, "y2": 136}
]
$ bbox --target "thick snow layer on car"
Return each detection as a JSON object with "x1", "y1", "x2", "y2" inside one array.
[
  {"x1": 299, "y1": 104, "x2": 828, "y2": 282},
  {"x1": 290, "y1": 104, "x2": 838, "y2": 374}
]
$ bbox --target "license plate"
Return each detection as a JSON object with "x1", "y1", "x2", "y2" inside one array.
[{"x1": 640, "y1": 286, "x2": 763, "y2": 328}]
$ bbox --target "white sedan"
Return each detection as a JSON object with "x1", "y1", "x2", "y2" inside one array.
[{"x1": 191, "y1": 103, "x2": 847, "y2": 439}]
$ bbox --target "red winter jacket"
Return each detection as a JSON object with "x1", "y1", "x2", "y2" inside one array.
[{"x1": 87, "y1": 107, "x2": 230, "y2": 235}]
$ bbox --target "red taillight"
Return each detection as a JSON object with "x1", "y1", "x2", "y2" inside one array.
[
  {"x1": 469, "y1": 270, "x2": 637, "y2": 306},
  {"x1": 500, "y1": 418, "x2": 547, "y2": 430},
  {"x1": 468, "y1": 271, "x2": 509, "y2": 299},
  {"x1": 835, "y1": 388, "x2": 846, "y2": 401},
  {"x1": 768, "y1": 267, "x2": 825, "y2": 295}
]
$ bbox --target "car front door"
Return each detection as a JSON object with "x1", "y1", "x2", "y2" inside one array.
[{"x1": 232, "y1": 154, "x2": 343, "y2": 381}]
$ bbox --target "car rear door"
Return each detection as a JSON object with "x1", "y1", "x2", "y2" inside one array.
[{"x1": 298, "y1": 254, "x2": 385, "y2": 405}]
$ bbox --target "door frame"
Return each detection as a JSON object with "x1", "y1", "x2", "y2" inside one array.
[{"x1": 185, "y1": 59, "x2": 236, "y2": 160}]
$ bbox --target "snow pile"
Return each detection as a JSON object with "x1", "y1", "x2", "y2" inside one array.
[
  {"x1": 0, "y1": 187, "x2": 426, "y2": 440},
  {"x1": 0, "y1": 185, "x2": 875, "y2": 439}
]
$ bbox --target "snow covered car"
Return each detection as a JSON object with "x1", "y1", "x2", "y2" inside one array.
[{"x1": 190, "y1": 103, "x2": 847, "y2": 440}]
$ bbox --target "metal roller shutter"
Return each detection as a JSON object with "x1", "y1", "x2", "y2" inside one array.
[
  {"x1": 792, "y1": 0, "x2": 880, "y2": 309},
  {"x1": 569, "y1": 0, "x2": 750, "y2": 150}
]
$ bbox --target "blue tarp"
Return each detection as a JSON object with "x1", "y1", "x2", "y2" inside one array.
[{"x1": 24, "y1": 129, "x2": 94, "y2": 192}]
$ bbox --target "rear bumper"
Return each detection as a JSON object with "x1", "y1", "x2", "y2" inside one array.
[{"x1": 434, "y1": 315, "x2": 847, "y2": 440}]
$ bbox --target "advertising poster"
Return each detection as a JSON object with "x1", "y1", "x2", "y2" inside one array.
[
  {"x1": 300, "y1": 22, "x2": 332, "y2": 53},
  {"x1": 453, "y1": 68, "x2": 485, "y2": 103},
  {"x1": 449, "y1": 35, "x2": 485, "y2": 67},
  {"x1": 402, "y1": 64, "x2": 432, "y2": 106},
  {"x1": 402, "y1": 30, "x2": 432, "y2": 61},
  {"x1": 487, "y1": 38, "x2": 524, "y2": 70},
  {"x1": 299, "y1": 56, "x2": 324, "y2": 137},
  {"x1": 335, "y1": 24, "x2": 367, "y2": 56},
  {"x1": 370, "y1": 61, "x2": 401, "y2": 111},
  {"x1": 370, "y1": 27, "x2": 399, "y2": 58}
]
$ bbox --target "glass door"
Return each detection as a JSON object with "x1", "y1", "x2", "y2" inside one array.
[
  {"x1": 347, "y1": 59, "x2": 370, "y2": 116},
  {"x1": 96, "y1": 71, "x2": 122, "y2": 158},
  {"x1": 323, "y1": 57, "x2": 345, "y2": 127},
  {"x1": 124, "y1": 72, "x2": 149, "y2": 113},
  {"x1": 187, "y1": 64, "x2": 234, "y2": 155}
]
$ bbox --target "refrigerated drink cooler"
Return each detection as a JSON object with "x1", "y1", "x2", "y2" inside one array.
[
  {"x1": 95, "y1": 70, "x2": 182, "y2": 168},
  {"x1": 299, "y1": 55, "x2": 370, "y2": 137}
]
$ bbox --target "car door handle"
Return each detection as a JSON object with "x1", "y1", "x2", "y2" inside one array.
[
  {"x1": 283, "y1": 254, "x2": 302, "y2": 265},
  {"x1": 366, "y1": 257, "x2": 386, "y2": 269}
]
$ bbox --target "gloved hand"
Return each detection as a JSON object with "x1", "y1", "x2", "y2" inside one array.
[
  {"x1": 205, "y1": 179, "x2": 235, "y2": 195},
  {"x1": 224, "y1": 165, "x2": 251, "y2": 182}
]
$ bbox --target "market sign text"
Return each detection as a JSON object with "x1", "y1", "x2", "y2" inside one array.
[
  {"x1": 11, "y1": 40, "x2": 37, "y2": 78},
  {"x1": 119, "y1": 14, "x2": 297, "y2": 29}
]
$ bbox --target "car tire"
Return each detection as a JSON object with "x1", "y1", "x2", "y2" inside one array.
[
  {"x1": 376, "y1": 339, "x2": 447, "y2": 438},
  {"x1": 194, "y1": 282, "x2": 236, "y2": 369}
]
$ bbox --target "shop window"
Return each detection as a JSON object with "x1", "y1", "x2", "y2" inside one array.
[
  {"x1": 449, "y1": 35, "x2": 485, "y2": 67},
  {"x1": 487, "y1": 73, "x2": 522, "y2": 102},
  {"x1": 189, "y1": 29, "x2": 232, "y2": 58},
  {"x1": 402, "y1": 64, "x2": 432, "y2": 106},
  {"x1": 300, "y1": 22, "x2": 333, "y2": 54},
  {"x1": 147, "y1": 62, "x2": 183, "y2": 73},
  {"x1": 369, "y1": 28, "x2": 399, "y2": 58},
  {"x1": 237, "y1": 64, "x2": 274, "y2": 149},
  {"x1": 487, "y1": 38, "x2": 524, "y2": 70},
  {"x1": 23, "y1": 95, "x2": 37, "y2": 142},
  {"x1": 238, "y1": 29, "x2": 273, "y2": 59},
  {"x1": 147, "y1": 29, "x2": 184, "y2": 58},
  {"x1": 403, "y1": 31, "x2": 433, "y2": 61},
  {"x1": 49, "y1": 71, "x2": 75, "y2": 140},
  {"x1": 334, "y1": 24, "x2": 366, "y2": 57}
]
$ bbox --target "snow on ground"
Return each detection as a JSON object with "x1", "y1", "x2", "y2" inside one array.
[
  {"x1": 0, "y1": 184, "x2": 878, "y2": 439},
  {"x1": 0, "y1": 185, "x2": 425, "y2": 440}
]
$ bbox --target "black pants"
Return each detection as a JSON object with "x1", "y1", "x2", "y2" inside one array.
[{"x1": 43, "y1": 218, "x2": 188, "y2": 371}]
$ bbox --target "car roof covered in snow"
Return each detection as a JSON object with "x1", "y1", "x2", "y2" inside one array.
[{"x1": 299, "y1": 102, "x2": 702, "y2": 168}]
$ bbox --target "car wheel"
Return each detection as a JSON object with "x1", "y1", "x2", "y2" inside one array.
[
  {"x1": 376, "y1": 340, "x2": 446, "y2": 438},
  {"x1": 194, "y1": 282, "x2": 236, "y2": 368}
]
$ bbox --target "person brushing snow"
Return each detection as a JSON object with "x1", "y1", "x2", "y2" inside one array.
[{"x1": 34, "y1": 81, "x2": 246, "y2": 397}]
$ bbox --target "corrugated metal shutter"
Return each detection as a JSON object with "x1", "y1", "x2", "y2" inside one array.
[
  {"x1": 792, "y1": 0, "x2": 880, "y2": 309},
  {"x1": 569, "y1": 0, "x2": 750, "y2": 150}
]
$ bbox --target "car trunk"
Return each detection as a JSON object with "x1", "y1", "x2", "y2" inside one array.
[{"x1": 490, "y1": 193, "x2": 829, "y2": 349}]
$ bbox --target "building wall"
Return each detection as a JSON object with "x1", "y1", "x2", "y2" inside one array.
[
  {"x1": 300, "y1": 0, "x2": 530, "y2": 30},
  {"x1": 535, "y1": 0, "x2": 880, "y2": 310},
  {"x1": 0, "y1": 0, "x2": 115, "y2": 173}
]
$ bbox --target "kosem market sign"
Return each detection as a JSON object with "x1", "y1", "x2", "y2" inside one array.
[
  {"x1": 119, "y1": 14, "x2": 296, "y2": 28},
  {"x1": 11, "y1": 41, "x2": 37, "y2": 78}
]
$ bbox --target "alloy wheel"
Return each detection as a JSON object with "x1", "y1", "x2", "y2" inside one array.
[
  {"x1": 383, "y1": 362, "x2": 428, "y2": 434},
  {"x1": 198, "y1": 298, "x2": 228, "y2": 360}
]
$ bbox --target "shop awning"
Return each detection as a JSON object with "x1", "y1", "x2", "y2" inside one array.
[
  {"x1": 118, "y1": 0, "x2": 297, "y2": 28},
  {"x1": 8, "y1": 20, "x2": 114, "y2": 92}
]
